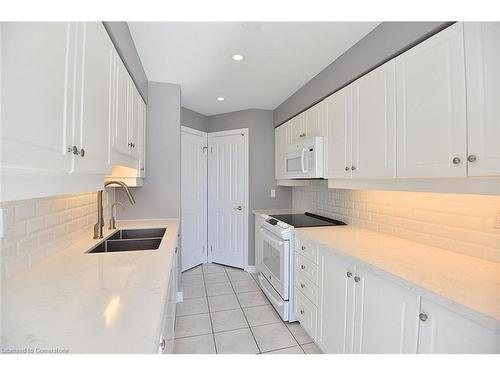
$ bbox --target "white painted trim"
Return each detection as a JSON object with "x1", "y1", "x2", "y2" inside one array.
[
  {"x1": 181, "y1": 125, "x2": 208, "y2": 138},
  {"x1": 176, "y1": 291, "x2": 183, "y2": 303},
  {"x1": 244, "y1": 265, "x2": 258, "y2": 274},
  {"x1": 327, "y1": 177, "x2": 500, "y2": 195},
  {"x1": 277, "y1": 179, "x2": 311, "y2": 187},
  {"x1": 207, "y1": 128, "x2": 250, "y2": 270}
]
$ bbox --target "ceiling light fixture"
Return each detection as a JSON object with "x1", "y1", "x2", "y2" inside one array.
[
  {"x1": 217, "y1": 97, "x2": 225, "y2": 101},
  {"x1": 231, "y1": 54, "x2": 244, "y2": 61}
]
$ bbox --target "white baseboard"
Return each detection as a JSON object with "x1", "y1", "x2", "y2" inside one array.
[
  {"x1": 244, "y1": 265, "x2": 258, "y2": 274},
  {"x1": 176, "y1": 291, "x2": 183, "y2": 303}
]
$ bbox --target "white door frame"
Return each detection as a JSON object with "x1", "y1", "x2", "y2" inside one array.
[
  {"x1": 181, "y1": 125, "x2": 208, "y2": 271},
  {"x1": 208, "y1": 128, "x2": 249, "y2": 270}
]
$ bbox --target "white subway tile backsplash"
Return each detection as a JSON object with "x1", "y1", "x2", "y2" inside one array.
[
  {"x1": 1, "y1": 191, "x2": 113, "y2": 280},
  {"x1": 293, "y1": 180, "x2": 500, "y2": 263}
]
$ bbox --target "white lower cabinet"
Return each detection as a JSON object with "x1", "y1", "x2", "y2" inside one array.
[
  {"x1": 298, "y1": 235, "x2": 500, "y2": 354},
  {"x1": 159, "y1": 245, "x2": 178, "y2": 354},
  {"x1": 417, "y1": 298, "x2": 500, "y2": 354}
]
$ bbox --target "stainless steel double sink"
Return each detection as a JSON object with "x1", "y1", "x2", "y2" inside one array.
[{"x1": 87, "y1": 227, "x2": 166, "y2": 254}]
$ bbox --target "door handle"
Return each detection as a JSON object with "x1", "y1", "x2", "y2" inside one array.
[{"x1": 233, "y1": 205, "x2": 243, "y2": 211}]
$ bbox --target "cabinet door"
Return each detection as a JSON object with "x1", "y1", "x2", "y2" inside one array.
[
  {"x1": 418, "y1": 298, "x2": 500, "y2": 354},
  {"x1": 464, "y1": 22, "x2": 500, "y2": 176},
  {"x1": 289, "y1": 113, "x2": 304, "y2": 144},
  {"x1": 324, "y1": 86, "x2": 352, "y2": 179},
  {"x1": 138, "y1": 98, "x2": 147, "y2": 177},
  {"x1": 275, "y1": 124, "x2": 287, "y2": 179},
  {"x1": 113, "y1": 55, "x2": 131, "y2": 157},
  {"x1": 396, "y1": 22, "x2": 467, "y2": 178},
  {"x1": 352, "y1": 60, "x2": 396, "y2": 178},
  {"x1": 352, "y1": 265, "x2": 420, "y2": 353},
  {"x1": 128, "y1": 84, "x2": 140, "y2": 160},
  {"x1": 317, "y1": 247, "x2": 355, "y2": 354},
  {"x1": 74, "y1": 22, "x2": 113, "y2": 174},
  {"x1": 1, "y1": 22, "x2": 74, "y2": 173},
  {"x1": 303, "y1": 102, "x2": 325, "y2": 138}
]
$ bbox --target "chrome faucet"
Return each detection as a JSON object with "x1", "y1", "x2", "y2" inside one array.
[{"x1": 93, "y1": 181, "x2": 136, "y2": 239}]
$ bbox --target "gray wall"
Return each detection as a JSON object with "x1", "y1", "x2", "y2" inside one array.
[
  {"x1": 273, "y1": 21, "x2": 453, "y2": 126},
  {"x1": 181, "y1": 107, "x2": 208, "y2": 132},
  {"x1": 103, "y1": 22, "x2": 148, "y2": 102},
  {"x1": 207, "y1": 109, "x2": 293, "y2": 265},
  {"x1": 116, "y1": 82, "x2": 181, "y2": 219}
]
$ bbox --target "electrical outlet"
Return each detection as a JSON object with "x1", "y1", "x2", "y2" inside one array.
[
  {"x1": 270, "y1": 189, "x2": 276, "y2": 198},
  {"x1": 495, "y1": 210, "x2": 500, "y2": 229}
]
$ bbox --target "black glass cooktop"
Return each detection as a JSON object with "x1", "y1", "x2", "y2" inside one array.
[{"x1": 270, "y1": 212, "x2": 346, "y2": 228}]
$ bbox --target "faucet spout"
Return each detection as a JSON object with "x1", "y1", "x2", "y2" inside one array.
[{"x1": 93, "y1": 181, "x2": 136, "y2": 239}]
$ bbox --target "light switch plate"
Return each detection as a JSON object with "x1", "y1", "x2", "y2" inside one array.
[{"x1": 270, "y1": 189, "x2": 276, "y2": 198}]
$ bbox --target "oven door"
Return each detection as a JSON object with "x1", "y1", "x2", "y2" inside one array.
[{"x1": 258, "y1": 227, "x2": 290, "y2": 300}]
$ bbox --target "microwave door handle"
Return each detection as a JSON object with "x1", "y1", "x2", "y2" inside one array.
[
  {"x1": 301, "y1": 148, "x2": 307, "y2": 173},
  {"x1": 259, "y1": 228, "x2": 284, "y2": 247}
]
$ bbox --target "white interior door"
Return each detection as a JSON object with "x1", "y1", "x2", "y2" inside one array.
[
  {"x1": 208, "y1": 129, "x2": 248, "y2": 269},
  {"x1": 181, "y1": 127, "x2": 208, "y2": 271}
]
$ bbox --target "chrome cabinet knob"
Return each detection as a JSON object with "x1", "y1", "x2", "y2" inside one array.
[
  {"x1": 300, "y1": 309, "x2": 305, "y2": 315},
  {"x1": 354, "y1": 275, "x2": 360, "y2": 283},
  {"x1": 346, "y1": 271, "x2": 353, "y2": 278},
  {"x1": 351, "y1": 166, "x2": 356, "y2": 171},
  {"x1": 345, "y1": 166, "x2": 350, "y2": 171},
  {"x1": 140, "y1": 167, "x2": 145, "y2": 171},
  {"x1": 467, "y1": 155, "x2": 477, "y2": 163},
  {"x1": 300, "y1": 283, "x2": 305, "y2": 289},
  {"x1": 419, "y1": 312, "x2": 428, "y2": 322},
  {"x1": 301, "y1": 265, "x2": 306, "y2": 270},
  {"x1": 80, "y1": 148, "x2": 85, "y2": 157},
  {"x1": 452, "y1": 157, "x2": 461, "y2": 165},
  {"x1": 160, "y1": 338, "x2": 166, "y2": 351},
  {"x1": 301, "y1": 245, "x2": 306, "y2": 250}
]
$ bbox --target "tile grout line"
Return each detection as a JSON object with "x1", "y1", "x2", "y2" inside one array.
[
  {"x1": 226, "y1": 267, "x2": 262, "y2": 354},
  {"x1": 201, "y1": 265, "x2": 218, "y2": 354}
]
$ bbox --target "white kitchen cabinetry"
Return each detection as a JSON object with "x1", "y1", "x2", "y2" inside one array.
[
  {"x1": 160, "y1": 244, "x2": 178, "y2": 354},
  {"x1": 417, "y1": 298, "x2": 500, "y2": 354},
  {"x1": 352, "y1": 264, "x2": 420, "y2": 354},
  {"x1": 113, "y1": 56, "x2": 133, "y2": 159},
  {"x1": 464, "y1": 22, "x2": 500, "y2": 177},
  {"x1": 289, "y1": 113, "x2": 305, "y2": 144},
  {"x1": 396, "y1": 22, "x2": 467, "y2": 178},
  {"x1": 275, "y1": 123, "x2": 288, "y2": 180},
  {"x1": 351, "y1": 60, "x2": 396, "y2": 178},
  {"x1": 303, "y1": 102, "x2": 325, "y2": 138},
  {"x1": 324, "y1": 86, "x2": 352, "y2": 179},
  {"x1": 138, "y1": 98, "x2": 147, "y2": 177}
]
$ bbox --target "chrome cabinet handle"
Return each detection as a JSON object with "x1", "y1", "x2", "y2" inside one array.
[
  {"x1": 345, "y1": 166, "x2": 350, "y2": 171},
  {"x1": 419, "y1": 312, "x2": 428, "y2": 322},
  {"x1": 301, "y1": 245, "x2": 306, "y2": 250},
  {"x1": 354, "y1": 275, "x2": 360, "y2": 283},
  {"x1": 160, "y1": 338, "x2": 166, "y2": 351},
  {"x1": 140, "y1": 167, "x2": 145, "y2": 171},
  {"x1": 351, "y1": 166, "x2": 356, "y2": 171},
  {"x1": 467, "y1": 155, "x2": 477, "y2": 163},
  {"x1": 452, "y1": 157, "x2": 461, "y2": 165},
  {"x1": 300, "y1": 309, "x2": 305, "y2": 315},
  {"x1": 346, "y1": 271, "x2": 353, "y2": 278},
  {"x1": 68, "y1": 145, "x2": 84, "y2": 157},
  {"x1": 80, "y1": 148, "x2": 85, "y2": 157},
  {"x1": 233, "y1": 205, "x2": 243, "y2": 211},
  {"x1": 301, "y1": 265, "x2": 306, "y2": 270},
  {"x1": 300, "y1": 283, "x2": 305, "y2": 289}
]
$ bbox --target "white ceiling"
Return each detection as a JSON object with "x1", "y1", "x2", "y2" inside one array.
[{"x1": 128, "y1": 22, "x2": 380, "y2": 116}]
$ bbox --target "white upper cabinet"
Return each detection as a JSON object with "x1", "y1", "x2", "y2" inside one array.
[
  {"x1": 351, "y1": 60, "x2": 396, "y2": 178},
  {"x1": 275, "y1": 123, "x2": 288, "y2": 179},
  {"x1": 288, "y1": 113, "x2": 305, "y2": 144},
  {"x1": 73, "y1": 22, "x2": 113, "y2": 175},
  {"x1": 128, "y1": 82, "x2": 140, "y2": 160},
  {"x1": 324, "y1": 86, "x2": 352, "y2": 179},
  {"x1": 353, "y1": 264, "x2": 420, "y2": 354},
  {"x1": 396, "y1": 22, "x2": 467, "y2": 178},
  {"x1": 113, "y1": 55, "x2": 131, "y2": 158},
  {"x1": 464, "y1": 23, "x2": 500, "y2": 177},
  {"x1": 138, "y1": 98, "x2": 147, "y2": 177},
  {"x1": 418, "y1": 298, "x2": 500, "y2": 354},
  {"x1": 303, "y1": 101, "x2": 325, "y2": 138},
  {"x1": 1, "y1": 23, "x2": 74, "y2": 174}
]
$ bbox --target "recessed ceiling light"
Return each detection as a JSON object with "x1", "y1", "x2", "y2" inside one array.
[
  {"x1": 216, "y1": 97, "x2": 225, "y2": 101},
  {"x1": 231, "y1": 54, "x2": 244, "y2": 61}
]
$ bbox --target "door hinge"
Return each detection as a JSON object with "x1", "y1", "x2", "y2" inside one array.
[{"x1": 210, "y1": 245, "x2": 213, "y2": 253}]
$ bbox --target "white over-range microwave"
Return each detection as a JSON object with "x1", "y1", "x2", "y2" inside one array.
[{"x1": 285, "y1": 136, "x2": 324, "y2": 179}]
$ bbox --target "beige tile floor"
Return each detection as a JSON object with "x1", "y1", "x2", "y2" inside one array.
[{"x1": 174, "y1": 263, "x2": 323, "y2": 354}]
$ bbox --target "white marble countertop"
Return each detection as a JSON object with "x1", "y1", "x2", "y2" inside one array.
[
  {"x1": 1, "y1": 218, "x2": 179, "y2": 354},
  {"x1": 296, "y1": 226, "x2": 500, "y2": 330}
]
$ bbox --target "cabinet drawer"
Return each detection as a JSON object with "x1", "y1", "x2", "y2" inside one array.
[
  {"x1": 295, "y1": 253, "x2": 319, "y2": 284},
  {"x1": 295, "y1": 235, "x2": 318, "y2": 264},
  {"x1": 295, "y1": 271, "x2": 319, "y2": 306},
  {"x1": 295, "y1": 288, "x2": 318, "y2": 341}
]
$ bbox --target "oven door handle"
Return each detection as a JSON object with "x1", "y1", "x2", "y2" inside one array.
[
  {"x1": 259, "y1": 228, "x2": 284, "y2": 247},
  {"x1": 257, "y1": 274, "x2": 284, "y2": 307}
]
